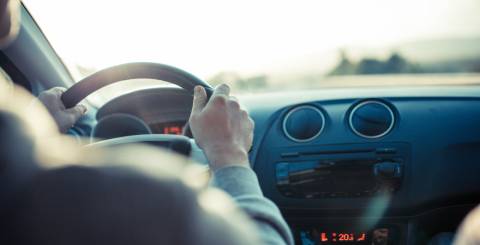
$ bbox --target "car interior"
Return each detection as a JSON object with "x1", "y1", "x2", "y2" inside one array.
[{"x1": 2, "y1": 1, "x2": 480, "y2": 244}]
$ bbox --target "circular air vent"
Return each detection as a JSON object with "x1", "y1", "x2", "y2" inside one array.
[
  {"x1": 283, "y1": 105, "x2": 325, "y2": 142},
  {"x1": 349, "y1": 101, "x2": 395, "y2": 138}
]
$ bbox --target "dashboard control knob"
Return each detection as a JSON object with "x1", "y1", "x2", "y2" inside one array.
[{"x1": 374, "y1": 162, "x2": 402, "y2": 178}]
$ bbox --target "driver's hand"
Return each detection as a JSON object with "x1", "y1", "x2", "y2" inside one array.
[
  {"x1": 189, "y1": 84, "x2": 254, "y2": 170},
  {"x1": 37, "y1": 87, "x2": 87, "y2": 133}
]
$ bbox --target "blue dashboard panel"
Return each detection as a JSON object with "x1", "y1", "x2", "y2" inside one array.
[
  {"x1": 90, "y1": 85, "x2": 480, "y2": 242},
  {"x1": 249, "y1": 95, "x2": 480, "y2": 214}
]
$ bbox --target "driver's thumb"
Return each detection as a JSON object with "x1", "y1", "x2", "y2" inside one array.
[
  {"x1": 191, "y1": 86, "x2": 207, "y2": 113},
  {"x1": 65, "y1": 104, "x2": 87, "y2": 123}
]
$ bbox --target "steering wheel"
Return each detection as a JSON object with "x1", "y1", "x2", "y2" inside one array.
[{"x1": 61, "y1": 62, "x2": 214, "y2": 164}]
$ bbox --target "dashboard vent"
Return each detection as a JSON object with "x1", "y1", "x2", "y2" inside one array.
[
  {"x1": 282, "y1": 105, "x2": 325, "y2": 142},
  {"x1": 349, "y1": 101, "x2": 395, "y2": 138}
]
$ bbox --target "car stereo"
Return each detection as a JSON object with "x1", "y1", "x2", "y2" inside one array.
[{"x1": 276, "y1": 157, "x2": 403, "y2": 198}]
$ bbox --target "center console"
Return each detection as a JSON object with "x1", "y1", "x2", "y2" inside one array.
[
  {"x1": 254, "y1": 142, "x2": 411, "y2": 244},
  {"x1": 256, "y1": 142, "x2": 410, "y2": 207}
]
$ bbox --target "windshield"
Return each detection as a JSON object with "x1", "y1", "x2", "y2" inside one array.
[{"x1": 24, "y1": 0, "x2": 480, "y2": 98}]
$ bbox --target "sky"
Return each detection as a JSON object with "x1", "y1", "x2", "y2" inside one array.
[{"x1": 23, "y1": 0, "x2": 480, "y2": 79}]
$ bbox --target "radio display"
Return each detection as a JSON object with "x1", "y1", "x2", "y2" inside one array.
[
  {"x1": 275, "y1": 158, "x2": 402, "y2": 198},
  {"x1": 299, "y1": 228, "x2": 391, "y2": 245}
]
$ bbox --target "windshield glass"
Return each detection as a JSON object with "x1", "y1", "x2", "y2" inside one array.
[{"x1": 24, "y1": 0, "x2": 480, "y2": 99}]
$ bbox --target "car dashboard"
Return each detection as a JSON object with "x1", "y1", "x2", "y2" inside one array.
[{"x1": 95, "y1": 85, "x2": 480, "y2": 244}]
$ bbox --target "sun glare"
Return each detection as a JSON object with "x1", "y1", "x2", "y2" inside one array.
[{"x1": 23, "y1": 0, "x2": 480, "y2": 80}]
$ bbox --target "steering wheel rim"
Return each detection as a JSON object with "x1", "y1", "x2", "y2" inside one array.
[
  {"x1": 62, "y1": 62, "x2": 214, "y2": 146},
  {"x1": 61, "y1": 62, "x2": 214, "y2": 108}
]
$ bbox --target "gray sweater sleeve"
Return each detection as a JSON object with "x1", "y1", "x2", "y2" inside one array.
[{"x1": 211, "y1": 166, "x2": 294, "y2": 245}]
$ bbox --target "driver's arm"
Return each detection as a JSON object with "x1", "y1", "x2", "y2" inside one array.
[
  {"x1": 189, "y1": 84, "x2": 294, "y2": 245},
  {"x1": 36, "y1": 87, "x2": 87, "y2": 133}
]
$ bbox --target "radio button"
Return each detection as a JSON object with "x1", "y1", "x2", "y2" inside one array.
[{"x1": 374, "y1": 162, "x2": 402, "y2": 178}]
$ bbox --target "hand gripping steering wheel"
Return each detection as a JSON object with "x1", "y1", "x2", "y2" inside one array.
[{"x1": 61, "y1": 62, "x2": 214, "y2": 163}]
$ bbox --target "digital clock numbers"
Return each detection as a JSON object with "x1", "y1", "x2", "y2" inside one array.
[
  {"x1": 300, "y1": 227, "x2": 390, "y2": 245},
  {"x1": 151, "y1": 121, "x2": 185, "y2": 135},
  {"x1": 320, "y1": 232, "x2": 366, "y2": 242}
]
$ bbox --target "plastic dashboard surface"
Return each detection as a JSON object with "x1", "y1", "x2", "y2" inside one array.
[
  {"x1": 244, "y1": 87, "x2": 480, "y2": 214},
  {"x1": 92, "y1": 85, "x2": 480, "y2": 243},
  {"x1": 96, "y1": 85, "x2": 480, "y2": 215}
]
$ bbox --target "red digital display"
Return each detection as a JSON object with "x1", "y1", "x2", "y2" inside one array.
[
  {"x1": 319, "y1": 232, "x2": 367, "y2": 242},
  {"x1": 150, "y1": 121, "x2": 185, "y2": 135},
  {"x1": 163, "y1": 125, "x2": 182, "y2": 135},
  {"x1": 300, "y1": 228, "x2": 390, "y2": 244}
]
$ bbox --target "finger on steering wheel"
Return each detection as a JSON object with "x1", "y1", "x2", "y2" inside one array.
[{"x1": 212, "y1": 84, "x2": 230, "y2": 97}]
